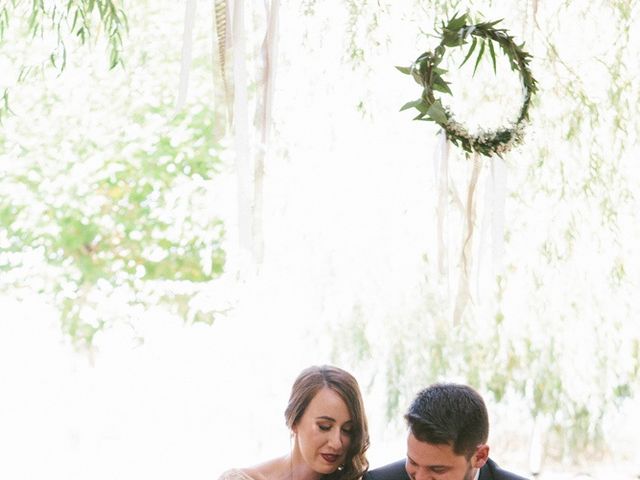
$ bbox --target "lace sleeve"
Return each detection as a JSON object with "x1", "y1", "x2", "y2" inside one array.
[{"x1": 218, "y1": 469, "x2": 256, "y2": 480}]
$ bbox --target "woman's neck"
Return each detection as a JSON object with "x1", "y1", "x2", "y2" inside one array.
[{"x1": 284, "y1": 452, "x2": 323, "y2": 480}]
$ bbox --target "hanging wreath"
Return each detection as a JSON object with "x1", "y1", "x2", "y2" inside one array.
[{"x1": 397, "y1": 13, "x2": 538, "y2": 157}]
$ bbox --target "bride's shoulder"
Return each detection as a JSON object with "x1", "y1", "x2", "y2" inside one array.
[
  {"x1": 217, "y1": 468, "x2": 264, "y2": 480},
  {"x1": 241, "y1": 467, "x2": 270, "y2": 480},
  {"x1": 217, "y1": 469, "x2": 248, "y2": 480},
  {"x1": 218, "y1": 458, "x2": 281, "y2": 480},
  {"x1": 244, "y1": 457, "x2": 284, "y2": 480}
]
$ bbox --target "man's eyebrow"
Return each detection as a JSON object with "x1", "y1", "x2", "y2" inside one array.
[{"x1": 407, "y1": 456, "x2": 450, "y2": 470}]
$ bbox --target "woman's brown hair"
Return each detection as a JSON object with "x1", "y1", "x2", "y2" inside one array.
[{"x1": 284, "y1": 365, "x2": 369, "y2": 480}]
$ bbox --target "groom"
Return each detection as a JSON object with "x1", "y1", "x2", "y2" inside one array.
[{"x1": 365, "y1": 383, "x2": 528, "y2": 480}]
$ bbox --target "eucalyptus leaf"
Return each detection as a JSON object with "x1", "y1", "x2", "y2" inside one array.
[
  {"x1": 415, "y1": 51, "x2": 431, "y2": 63},
  {"x1": 411, "y1": 70, "x2": 423, "y2": 85},
  {"x1": 432, "y1": 82, "x2": 452, "y2": 95},
  {"x1": 432, "y1": 74, "x2": 452, "y2": 95},
  {"x1": 427, "y1": 100, "x2": 448, "y2": 124},
  {"x1": 415, "y1": 100, "x2": 429, "y2": 113},
  {"x1": 460, "y1": 37, "x2": 477, "y2": 68},
  {"x1": 441, "y1": 31, "x2": 459, "y2": 47},
  {"x1": 485, "y1": 18, "x2": 504, "y2": 28},
  {"x1": 400, "y1": 99, "x2": 424, "y2": 112},
  {"x1": 488, "y1": 39, "x2": 497, "y2": 73},
  {"x1": 473, "y1": 39, "x2": 486, "y2": 76},
  {"x1": 447, "y1": 13, "x2": 467, "y2": 31},
  {"x1": 418, "y1": 60, "x2": 430, "y2": 77}
]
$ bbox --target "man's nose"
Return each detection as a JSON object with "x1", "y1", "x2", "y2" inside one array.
[{"x1": 412, "y1": 469, "x2": 431, "y2": 480}]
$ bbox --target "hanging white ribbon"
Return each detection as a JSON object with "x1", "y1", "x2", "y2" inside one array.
[
  {"x1": 255, "y1": 0, "x2": 279, "y2": 144},
  {"x1": 475, "y1": 159, "x2": 490, "y2": 300},
  {"x1": 490, "y1": 156, "x2": 507, "y2": 276},
  {"x1": 453, "y1": 153, "x2": 482, "y2": 325},
  {"x1": 176, "y1": 0, "x2": 197, "y2": 111},
  {"x1": 232, "y1": 0, "x2": 253, "y2": 257},
  {"x1": 433, "y1": 130, "x2": 450, "y2": 277},
  {"x1": 252, "y1": 0, "x2": 280, "y2": 265},
  {"x1": 448, "y1": 175, "x2": 465, "y2": 314},
  {"x1": 467, "y1": 155, "x2": 508, "y2": 304}
]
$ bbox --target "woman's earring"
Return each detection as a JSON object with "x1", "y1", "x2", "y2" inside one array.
[{"x1": 337, "y1": 465, "x2": 344, "y2": 471}]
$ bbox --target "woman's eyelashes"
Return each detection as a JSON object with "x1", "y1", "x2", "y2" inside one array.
[{"x1": 317, "y1": 423, "x2": 354, "y2": 436}]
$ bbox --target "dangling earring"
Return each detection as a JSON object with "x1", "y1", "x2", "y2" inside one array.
[{"x1": 337, "y1": 465, "x2": 344, "y2": 472}]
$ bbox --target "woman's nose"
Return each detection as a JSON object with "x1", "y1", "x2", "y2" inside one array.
[{"x1": 328, "y1": 429, "x2": 343, "y2": 449}]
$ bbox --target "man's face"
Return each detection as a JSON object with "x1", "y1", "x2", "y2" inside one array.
[{"x1": 405, "y1": 432, "x2": 487, "y2": 480}]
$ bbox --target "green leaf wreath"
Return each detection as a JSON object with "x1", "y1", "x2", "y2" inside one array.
[{"x1": 398, "y1": 13, "x2": 538, "y2": 157}]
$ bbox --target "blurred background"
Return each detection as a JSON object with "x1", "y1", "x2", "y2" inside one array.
[{"x1": 1, "y1": 1, "x2": 639, "y2": 479}]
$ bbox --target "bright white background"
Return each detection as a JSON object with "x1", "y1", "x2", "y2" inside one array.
[{"x1": 1, "y1": 1, "x2": 640, "y2": 479}]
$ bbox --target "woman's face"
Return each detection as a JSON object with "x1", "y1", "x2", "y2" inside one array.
[{"x1": 293, "y1": 387, "x2": 354, "y2": 475}]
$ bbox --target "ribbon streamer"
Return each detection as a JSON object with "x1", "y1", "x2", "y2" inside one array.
[
  {"x1": 453, "y1": 154, "x2": 482, "y2": 325},
  {"x1": 176, "y1": 0, "x2": 197, "y2": 111},
  {"x1": 471, "y1": 156, "x2": 507, "y2": 303},
  {"x1": 491, "y1": 156, "x2": 507, "y2": 275},
  {"x1": 252, "y1": 0, "x2": 280, "y2": 265},
  {"x1": 232, "y1": 0, "x2": 253, "y2": 257},
  {"x1": 433, "y1": 130, "x2": 449, "y2": 283},
  {"x1": 255, "y1": 0, "x2": 279, "y2": 144},
  {"x1": 434, "y1": 130, "x2": 450, "y2": 277},
  {"x1": 475, "y1": 160, "x2": 491, "y2": 300}
]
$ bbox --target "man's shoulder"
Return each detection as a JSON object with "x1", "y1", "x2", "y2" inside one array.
[
  {"x1": 364, "y1": 460, "x2": 408, "y2": 480},
  {"x1": 481, "y1": 458, "x2": 530, "y2": 480}
]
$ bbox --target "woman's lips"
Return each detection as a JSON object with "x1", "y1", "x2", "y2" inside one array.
[{"x1": 321, "y1": 453, "x2": 339, "y2": 463}]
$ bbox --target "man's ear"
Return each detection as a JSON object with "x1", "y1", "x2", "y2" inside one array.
[{"x1": 471, "y1": 445, "x2": 489, "y2": 469}]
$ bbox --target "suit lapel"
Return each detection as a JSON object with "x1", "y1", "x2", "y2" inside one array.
[{"x1": 478, "y1": 461, "x2": 493, "y2": 480}]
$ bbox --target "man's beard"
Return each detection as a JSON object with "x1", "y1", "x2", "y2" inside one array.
[{"x1": 461, "y1": 462, "x2": 477, "y2": 480}]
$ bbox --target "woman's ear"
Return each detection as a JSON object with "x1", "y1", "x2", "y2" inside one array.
[{"x1": 471, "y1": 444, "x2": 489, "y2": 469}]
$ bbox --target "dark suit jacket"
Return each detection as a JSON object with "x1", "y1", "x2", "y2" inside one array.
[{"x1": 365, "y1": 458, "x2": 529, "y2": 480}]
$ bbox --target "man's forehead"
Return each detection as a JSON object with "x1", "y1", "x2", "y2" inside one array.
[{"x1": 407, "y1": 432, "x2": 466, "y2": 464}]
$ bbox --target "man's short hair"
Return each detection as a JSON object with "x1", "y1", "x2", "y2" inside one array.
[{"x1": 404, "y1": 383, "x2": 489, "y2": 459}]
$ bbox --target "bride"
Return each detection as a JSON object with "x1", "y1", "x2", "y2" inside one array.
[{"x1": 218, "y1": 365, "x2": 369, "y2": 480}]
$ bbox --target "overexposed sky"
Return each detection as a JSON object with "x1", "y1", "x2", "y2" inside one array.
[{"x1": 1, "y1": 1, "x2": 640, "y2": 479}]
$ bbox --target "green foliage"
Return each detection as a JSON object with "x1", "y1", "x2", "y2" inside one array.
[
  {"x1": 335, "y1": 292, "x2": 640, "y2": 461},
  {"x1": 0, "y1": 1, "x2": 227, "y2": 348},
  {"x1": 301, "y1": 0, "x2": 390, "y2": 74},
  {"x1": 396, "y1": 12, "x2": 537, "y2": 157},
  {"x1": 1, "y1": 104, "x2": 226, "y2": 346},
  {"x1": 0, "y1": 0, "x2": 128, "y2": 122},
  {"x1": 329, "y1": 0, "x2": 640, "y2": 466}
]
